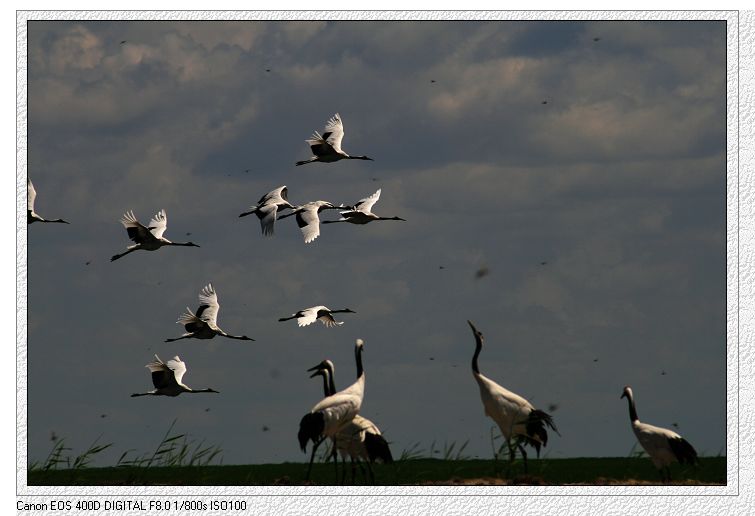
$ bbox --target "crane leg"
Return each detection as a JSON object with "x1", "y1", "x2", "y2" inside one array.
[
  {"x1": 306, "y1": 438, "x2": 323, "y2": 481},
  {"x1": 332, "y1": 437, "x2": 339, "y2": 484},
  {"x1": 366, "y1": 460, "x2": 375, "y2": 484},
  {"x1": 517, "y1": 442, "x2": 529, "y2": 474}
]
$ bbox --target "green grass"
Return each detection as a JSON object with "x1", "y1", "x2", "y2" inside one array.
[{"x1": 28, "y1": 457, "x2": 725, "y2": 486}]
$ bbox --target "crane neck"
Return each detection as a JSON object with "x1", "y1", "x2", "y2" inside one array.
[
  {"x1": 472, "y1": 337, "x2": 482, "y2": 375},
  {"x1": 625, "y1": 392, "x2": 639, "y2": 422},
  {"x1": 355, "y1": 344, "x2": 364, "y2": 379}
]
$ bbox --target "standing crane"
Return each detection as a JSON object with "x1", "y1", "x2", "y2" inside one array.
[
  {"x1": 27, "y1": 178, "x2": 69, "y2": 224},
  {"x1": 309, "y1": 359, "x2": 392, "y2": 483},
  {"x1": 278, "y1": 201, "x2": 348, "y2": 243},
  {"x1": 298, "y1": 339, "x2": 366, "y2": 481},
  {"x1": 295, "y1": 113, "x2": 373, "y2": 166},
  {"x1": 620, "y1": 386, "x2": 698, "y2": 482},
  {"x1": 110, "y1": 209, "x2": 199, "y2": 261},
  {"x1": 322, "y1": 189, "x2": 405, "y2": 225},
  {"x1": 131, "y1": 355, "x2": 219, "y2": 397},
  {"x1": 238, "y1": 186, "x2": 295, "y2": 236},
  {"x1": 279, "y1": 306, "x2": 356, "y2": 328},
  {"x1": 467, "y1": 320, "x2": 559, "y2": 473},
  {"x1": 165, "y1": 283, "x2": 255, "y2": 342}
]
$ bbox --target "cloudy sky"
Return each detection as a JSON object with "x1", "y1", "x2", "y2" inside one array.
[{"x1": 25, "y1": 20, "x2": 726, "y2": 467}]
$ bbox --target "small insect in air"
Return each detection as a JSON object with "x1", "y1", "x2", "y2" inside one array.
[
  {"x1": 475, "y1": 266, "x2": 490, "y2": 279},
  {"x1": 262, "y1": 425, "x2": 270, "y2": 432}
]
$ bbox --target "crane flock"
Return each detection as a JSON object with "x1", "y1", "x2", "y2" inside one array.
[{"x1": 29, "y1": 111, "x2": 702, "y2": 485}]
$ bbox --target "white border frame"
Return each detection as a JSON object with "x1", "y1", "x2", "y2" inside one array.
[{"x1": 15, "y1": 9, "x2": 745, "y2": 510}]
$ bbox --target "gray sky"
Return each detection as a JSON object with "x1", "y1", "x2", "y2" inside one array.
[{"x1": 26, "y1": 20, "x2": 726, "y2": 466}]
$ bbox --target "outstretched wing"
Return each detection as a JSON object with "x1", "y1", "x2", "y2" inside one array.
[
  {"x1": 296, "y1": 206, "x2": 322, "y2": 243},
  {"x1": 166, "y1": 356, "x2": 187, "y2": 386},
  {"x1": 27, "y1": 178, "x2": 37, "y2": 212},
  {"x1": 145, "y1": 355, "x2": 176, "y2": 389},
  {"x1": 148, "y1": 209, "x2": 168, "y2": 239},
  {"x1": 257, "y1": 204, "x2": 279, "y2": 236},
  {"x1": 352, "y1": 189, "x2": 381, "y2": 214},
  {"x1": 120, "y1": 211, "x2": 154, "y2": 243},
  {"x1": 321, "y1": 113, "x2": 345, "y2": 154},
  {"x1": 316, "y1": 309, "x2": 343, "y2": 328},
  {"x1": 177, "y1": 307, "x2": 206, "y2": 333},
  {"x1": 297, "y1": 307, "x2": 320, "y2": 327},
  {"x1": 196, "y1": 283, "x2": 220, "y2": 327}
]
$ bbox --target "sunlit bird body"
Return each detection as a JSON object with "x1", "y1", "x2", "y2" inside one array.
[
  {"x1": 278, "y1": 201, "x2": 348, "y2": 243},
  {"x1": 131, "y1": 355, "x2": 218, "y2": 397},
  {"x1": 621, "y1": 386, "x2": 698, "y2": 482},
  {"x1": 239, "y1": 186, "x2": 295, "y2": 236},
  {"x1": 279, "y1": 306, "x2": 356, "y2": 328},
  {"x1": 295, "y1": 113, "x2": 373, "y2": 166},
  {"x1": 111, "y1": 209, "x2": 199, "y2": 261},
  {"x1": 166, "y1": 283, "x2": 255, "y2": 342},
  {"x1": 298, "y1": 340, "x2": 366, "y2": 480},
  {"x1": 309, "y1": 359, "x2": 392, "y2": 483},
  {"x1": 467, "y1": 321, "x2": 558, "y2": 472},
  {"x1": 27, "y1": 178, "x2": 69, "y2": 225},
  {"x1": 322, "y1": 189, "x2": 405, "y2": 225}
]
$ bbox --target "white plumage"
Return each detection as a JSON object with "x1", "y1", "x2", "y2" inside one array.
[
  {"x1": 467, "y1": 321, "x2": 558, "y2": 471},
  {"x1": 166, "y1": 283, "x2": 255, "y2": 342},
  {"x1": 131, "y1": 354, "x2": 219, "y2": 397},
  {"x1": 111, "y1": 209, "x2": 199, "y2": 261},
  {"x1": 279, "y1": 305, "x2": 356, "y2": 328},
  {"x1": 621, "y1": 386, "x2": 698, "y2": 482},
  {"x1": 278, "y1": 200, "x2": 346, "y2": 243},
  {"x1": 238, "y1": 186, "x2": 295, "y2": 236},
  {"x1": 295, "y1": 113, "x2": 373, "y2": 166},
  {"x1": 27, "y1": 178, "x2": 70, "y2": 225},
  {"x1": 322, "y1": 188, "x2": 406, "y2": 225}
]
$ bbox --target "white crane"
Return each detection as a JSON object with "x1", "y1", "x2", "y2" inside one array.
[
  {"x1": 27, "y1": 178, "x2": 69, "y2": 224},
  {"x1": 322, "y1": 189, "x2": 405, "y2": 225},
  {"x1": 295, "y1": 113, "x2": 373, "y2": 166},
  {"x1": 110, "y1": 209, "x2": 199, "y2": 261},
  {"x1": 279, "y1": 306, "x2": 356, "y2": 327},
  {"x1": 620, "y1": 386, "x2": 698, "y2": 482},
  {"x1": 166, "y1": 283, "x2": 255, "y2": 342},
  {"x1": 467, "y1": 320, "x2": 559, "y2": 473},
  {"x1": 309, "y1": 359, "x2": 392, "y2": 483},
  {"x1": 131, "y1": 355, "x2": 219, "y2": 397},
  {"x1": 278, "y1": 201, "x2": 348, "y2": 243},
  {"x1": 298, "y1": 339, "x2": 366, "y2": 481},
  {"x1": 238, "y1": 186, "x2": 295, "y2": 236}
]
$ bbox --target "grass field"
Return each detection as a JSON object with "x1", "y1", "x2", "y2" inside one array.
[{"x1": 28, "y1": 457, "x2": 725, "y2": 486}]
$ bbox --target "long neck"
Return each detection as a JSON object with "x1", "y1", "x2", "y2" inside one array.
[
  {"x1": 472, "y1": 337, "x2": 482, "y2": 374},
  {"x1": 325, "y1": 365, "x2": 337, "y2": 395},
  {"x1": 355, "y1": 345, "x2": 364, "y2": 379},
  {"x1": 317, "y1": 372, "x2": 331, "y2": 397},
  {"x1": 170, "y1": 241, "x2": 196, "y2": 246},
  {"x1": 625, "y1": 392, "x2": 639, "y2": 422},
  {"x1": 191, "y1": 388, "x2": 217, "y2": 394}
]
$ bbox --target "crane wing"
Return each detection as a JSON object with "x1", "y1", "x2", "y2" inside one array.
[
  {"x1": 145, "y1": 355, "x2": 176, "y2": 389},
  {"x1": 27, "y1": 178, "x2": 37, "y2": 211},
  {"x1": 166, "y1": 356, "x2": 187, "y2": 386},
  {"x1": 120, "y1": 211, "x2": 154, "y2": 243},
  {"x1": 257, "y1": 204, "x2": 278, "y2": 236},
  {"x1": 196, "y1": 283, "x2": 220, "y2": 326},
  {"x1": 353, "y1": 189, "x2": 381, "y2": 214},
  {"x1": 148, "y1": 209, "x2": 168, "y2": 239},
  {"x1": 296, "y1": 207, "x2": 322, "y2": 243},
  {"x1": 321, "y1": 113, "x2": 345, "y2": 154},
  {"x1": 297, "y1": 307, "x2": 320, "y2": 327},
  {"x1": 316, "y1": 310, "x2": 343, "y2": 328}
]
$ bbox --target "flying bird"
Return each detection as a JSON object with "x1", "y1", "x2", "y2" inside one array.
[
  {"x1": 239, "y1": 186, "x2": 296, "y2": 236},
  {"x1": 131, "y1": 355, "x2": 219, "y2": 397},
  {"x1": 110, "y1": 209, "x2": 199, "y2": 261},
  {"x1": 322, "y1": 189, "x2": 405, "y2": 225},
  {"x1": 27, "y1": 178, "x2": 69, "y2": 225},
  {"x1": 475, "y1": 266, "x2": 490, "y2": 279},
  {"x1": 298, "y1": 339, "x2": 366, "y2": 480},
  {"x1": 620, "y1": 386, "x2": 698, "y2": 482},
  {"x1": 295, "y1": 113, "x2": 373, "y2": 166},
  {"x1": 165, "y1": 284, "x2": 255, "y2": 342},
  {"x1": 278, "y1": 201, "x2": 347, "y2": 243},
  {"x1": 467, "y1": 321, "x2": 559, "y2": 473},
  {"x1": 279, "y1": 306, "x2": 356, "y2": 328}
]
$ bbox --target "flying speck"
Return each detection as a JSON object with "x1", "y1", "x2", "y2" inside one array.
[
  {"x1": 547, "y1": 403, "x2": 559, "y2": 412},
  {"x1": 540, "y1": 261, "x2": 548, "y2": 266},
  {"x1": 475, "y1": 266, "x2": 490, "y2": 279},
  {"x1": 429, "y1": 357, "x2": 435, "y2": 361},
  {"x1": 244, "y1": 169, "x2": 250, "y2": 174},
  {"x1": 671, "y1": 422, "x2": 679, "y2": 429},
  {"x1": 205, "y1": 408, "x2": 211, "y2": 412},
  {"x1": 430, "y1": 79, "x2": 436, "y2": 83},
  {"x1": 371, "y1": 177, "x2": 379, "y2": 182},
  {"x1": 661, "y1": 370, "x2": 667, "y2": 376},
  {"x1": 100, "y1": 414, "x2": 107, "y2": 418},
  {"x1": 85, "y1": 261, "x2": 91, "y2": 266},
  {"x1": 50, "y1": 431, "x2": 58, "y2": 442},
  {"x1": 262, "y1": 425, "x2": 270, "y2": 432},
  {"x1": 541, "y1": 100, "x2": 548, "y2": 105},
  {"x1": 120, "y1": 40, "x2": 127, "y2": 45},
  {"x1": 186, "y1": 232, "x2": 192, "y2": 236},
  {"x1": 593, "y1": 37, "x2": 601, "y2": 42},
  {"x1": 593, "y1": 358, "x2": 599, "y2": 363},
  {"x1": 266, "y1": 69, "x2": 271, "y2": 73}
]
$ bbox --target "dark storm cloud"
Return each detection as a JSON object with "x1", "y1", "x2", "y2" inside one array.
[{"x1": 26, "y1": 20, "x2": 725, "y2": 465}]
